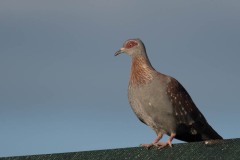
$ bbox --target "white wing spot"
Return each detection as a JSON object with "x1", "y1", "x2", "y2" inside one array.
[{"x1": 191, "y1": 128, "x2": 198, "y2": 135}]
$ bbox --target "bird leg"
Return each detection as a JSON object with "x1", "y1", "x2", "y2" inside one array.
[
  {"x1": 140, "y1": 133, "x2": 163, "y2": 148},
  {"x1": 155, "y1": 133, "x2": 176, "y2": 149}
]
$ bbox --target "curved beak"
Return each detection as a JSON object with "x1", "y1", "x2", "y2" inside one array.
[{"x1": 114, "y1": 48, "x2": 125, "y2": 56}]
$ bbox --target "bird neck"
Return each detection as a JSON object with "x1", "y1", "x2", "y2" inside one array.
[{"x1": 129, "y1": 55, "x2": 155, "y2": 86}]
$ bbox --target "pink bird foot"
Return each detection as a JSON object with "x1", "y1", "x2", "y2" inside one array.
[
  {"x1": 156, "y1": 133, "x2": 175, "y2": 149},
  {"x1": 155, "y1": 140, "x2": 173, "y2": 149},
  {"x1": 140, "y1": 133, "x2": 163, "y2": 148},
  {"x1": 140, "y1": 133, "x2": 175, "y2": 149},
  {"x1": 140, "y1": 141, "x2": 172, "y2": 149}
]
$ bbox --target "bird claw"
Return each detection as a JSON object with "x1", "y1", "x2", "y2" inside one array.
[
  {"x1": 140, "y1": 143, "x2": 154, "y2": 148},
  {"x1": 140, "y1": 141, "x2": 173, "y2": 149},
  {"x1": 140, "y1": 133, "x2": 175, "y2": 149},
  {"x1": 155, "y1": 141, "x2": 173, "y2": 149}
]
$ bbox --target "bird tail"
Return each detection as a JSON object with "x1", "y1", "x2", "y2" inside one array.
[{"x1": 202, "y1": 124, "x2": 223, "y2": 140}]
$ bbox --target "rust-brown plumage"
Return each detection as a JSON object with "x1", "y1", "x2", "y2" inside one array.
[
  {"x1": 129, "y1": 56, "x2": 154, "y2": 86},
  {"x1": 115, "y1": 38, "x2": 222, "y2": 148}
]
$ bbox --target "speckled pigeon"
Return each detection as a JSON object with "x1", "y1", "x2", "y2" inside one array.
[{"x1": 115, "y1": 38, "x2": 222, "y2": 148}]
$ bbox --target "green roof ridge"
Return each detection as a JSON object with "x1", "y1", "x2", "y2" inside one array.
[{"x1": 1, "y1": 138, "x2": 240, "y2": 160}]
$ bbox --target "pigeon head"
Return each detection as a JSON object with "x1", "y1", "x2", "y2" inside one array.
[{"x1": 115, "y1": 39, "x2": 147, "y2": 57}]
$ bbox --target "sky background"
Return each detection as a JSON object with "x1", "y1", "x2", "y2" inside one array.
[{"x1": 0, "y1": 0, "x2": 240, "y2": 157}]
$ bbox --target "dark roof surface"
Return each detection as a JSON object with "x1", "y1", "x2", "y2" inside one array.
[{"x1": 1, "y1": 138, "x2": 239, "y2": 160}]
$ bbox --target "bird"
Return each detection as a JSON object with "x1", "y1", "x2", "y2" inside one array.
[{"x1": 115, "y1": 38, "x2": 223, "y2": 148}]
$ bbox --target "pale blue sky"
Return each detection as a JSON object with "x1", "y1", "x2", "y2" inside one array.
[{"x1": 0, "y1": 0, "x2": 240, "y2": 157}]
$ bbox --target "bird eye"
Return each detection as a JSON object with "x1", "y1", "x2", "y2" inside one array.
[{"x1": 125, "y1": 41, "x2": 137, "y2": 49}]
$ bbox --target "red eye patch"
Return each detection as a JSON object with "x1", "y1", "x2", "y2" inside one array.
[{"x1": 124, "y1": 40, "x2": 138, "y2": 49}]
